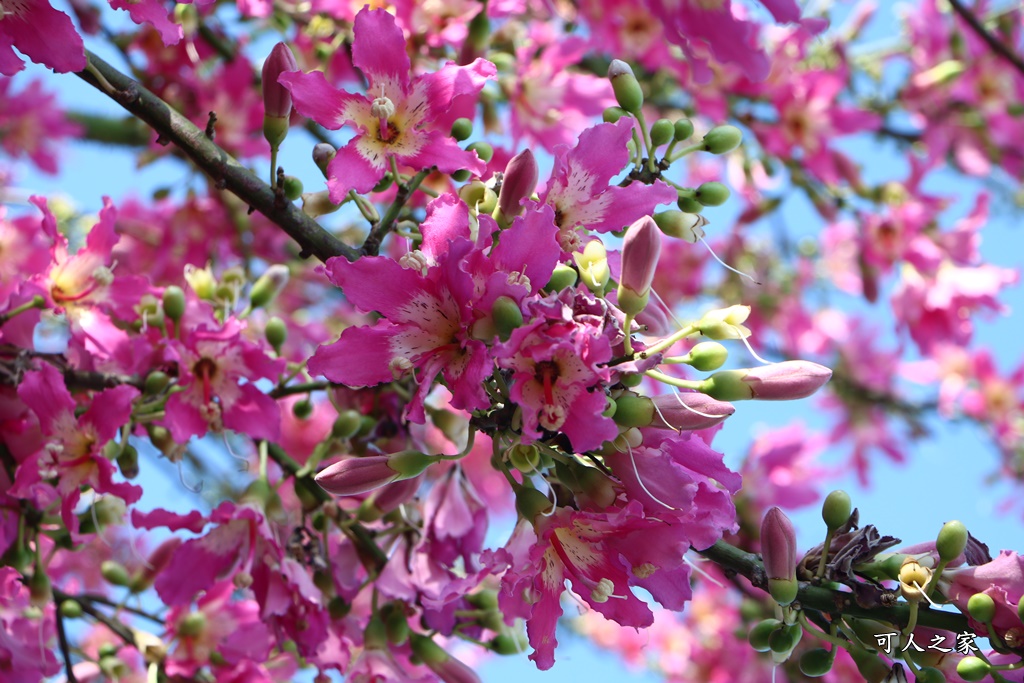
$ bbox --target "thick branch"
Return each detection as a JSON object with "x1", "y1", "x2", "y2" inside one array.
[
  {"x1": 699, "y1": 540, "x2": 971, "y2": 633},
  {"x1": 76, "y1": 51, "x2": 358, "y2": 264},
  {"x1": 947, "y1": 0, "x2": 1024, "y2": 79}
]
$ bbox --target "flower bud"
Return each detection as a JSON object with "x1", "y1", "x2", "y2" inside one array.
[
  {"x1": 617, "y1": 216, "x2": 661, "y2": 316},
  {"x1": 956, "y1": 657, "x2": 990, "y2": 682},
  {"x1": 492, "y1": 296, "x2": 524, "y2": 341},
  {"x1": 265, "y1": 316, "x2": 287, "y2": 353},
  {"x1": 144, "y1": 371, "x2": 170, "y2": 395},
  {"x1": 411, "y1": 635, "x2": 482, "y2": 683},
  {"x1": 967, "y1": 593, "x2": 995, "y2": 623},
  {"x1": 262, "y1": 42, "x2": 298, "y2": 147},
  {"x1": 249, "y1": 264, "x2": 289, "y2": 309},
  {"x1": 1018, "y1": 594, "x2": 1024, "y2": 623},
  {"x1": 466, "y1": 141, "x2": 493, "y2": 163},
  {"x1": 603, "y1": 106, "x2": 628, "y2": 123},
  {"x1": 60, "y1": 599, "x2": 83, "y2": 619},
  {"x1": 450, "y1": 117, "x2": 473, "y2": 141},
  {"x1": 822, "y1": 490, "x2": 852, "y2": 531},
  {"x1": 612, "y1": 394, "x2": 655, "y2": 428},
  {"x1": 292, "y1": 399, "x2": 313, "y2": 419},
  {"x1": 899, "y1": 557, "x2": 933, "y2": 602},
  {"x1": 704, "y1": 361, "x2": 832, "y2": 401},
  {"x1": 282, "y1": 175, "x2": 304, "y2": 201},
  {"x1": 936, "y1": 520, "x2": 968, "y2": 562},
  {"x1": 695, "y1": 181, "x2": 730, "y2": 207},
  {"x1": 748, "y1": 618, "x2": 782, "y2": 652},
  {"x1": 515, "y1": 486, "x2": 553, "y2": 521},
  {"x1": 313, "y1": 143, "x2": 336, "y2": 177},
  {"x1": 302, "y1": 191, "x2": 341, "y2": 218},
  {"x1": 117, "y1": 444, "x2": 139, "y2": 479},
  {"x1": 673, "y1": 118, "x2": 694, "y2": 141},
  {"x1": 183, "y1": 264, "x2": 216, "y2": 300},
  {"x1": 574, "y1": 240, "x2": 610, "y2": 294},
  {"x1": 799, "y1": 648, "x2": 834, "y2": 677},
  {"x1": 650, "y1": 118, "x2": 674, "y2": 147},
  {"x1": 768, "y1": 622, "x2": 802, "y2": 654},
  {"x1": 101, "y1": 560, "x2": 130, "y2": 587},
  {"x1": 315, "y1": 451, "x2": 433, "y2": 497},
  {"x1": 849, "y1": 648, "x2": 893, "y2": 683},
  {"x1": 331, "y1": 409, "x2": 363, "y2": 440},
  {"x1": 702, "y1": 125, "x2": 742, "y2": 154},
  {"x1": 28, "y1": 570, "x2": 52, "y2": 607},
  {"x1": 914, "y1": 667, "x2": 946, "y2": 683},
  {"x1": 696, "y1": 305, "x2": 751, "y2": 340},
  {"x1": 497, "y1": 149, "x2": 538, "y2": 220},
  {"x1": 608, "y1": 59, "x2": 643, "y2": 113},
  {"x1": 653, "y1": 210, "x2": 707, "y2": 243},
  {"x1": 507, "y1": 444, "x2": 541, "y2": 473},
  {"x1": 544, "y1": 263, "x2": 578, "y2": 292},
  {"x1": 650, "y1": 392, "x2": 735, "y2": 430},
  {"x1": 162, "y1": 285, "x2": 185, "y2": 322},
  {"x1": 761, "y1": 507, "x2": 798, "y2": 606},
  {"x1": 683, "y1": 341, "x2": 728, "y2": 371}
]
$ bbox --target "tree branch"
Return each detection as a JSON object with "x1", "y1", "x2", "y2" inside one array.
[
  {"x1": 76, "y1": 51, "x2": 358, "y2": 264},
  {"x1": 699, "y1": 540, "x2": 971, "y2": 633},
  {"x1": 947, "y1": 0, "x2": 1024, "y2": 79}
]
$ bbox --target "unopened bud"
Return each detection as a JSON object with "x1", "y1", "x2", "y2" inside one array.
[
  {"x1": 544, "y1": 263, "x2": 578, "y2": 292},
  {"x1": 696, "y1": 305, "x2": 751, "y2": 340},
  {"x1": 936, "y1": 520, "x2": 968, "y2": 562},
  {"x1": 650, "y1": 118, "x2": 674, "y2": 147},
  {"x1": 507, "y1": 444, "x2": 541, "y2": 473},
  {"x1": 515, "y1": 486, "x2": 553, "y2": 522},
  {"x1": 914, "y1": 667, "x2": 946, "y2": 683},
  {"x1": 695, "y1": 181, "x2": 730, "y2": 207},
  {"x1": 162, "y1": 286, "x2": 185, "y2": 322},
  {"x1": 314, "y1": 451, "x2": 433, "y2": 497},
  {"x1": 673, "y1": 118, "x2": 694, "y2": 141},
  {"x1": 957, "y1": 657, "x2": 990, "y2": 682},
  {"x1": 450, "y1": 117, "x2": 473, "y2": 141},
  {"x1": 331, "y1": 409, "x2": 362, "y2": 440},
  {"x1": 60, "y1": 600, "x2": 83, "y2": 618},
  {"x1": 144, "y1": 371, "x2": 170, "y2": 395},
  {"x1": 612, "y1": 394, "x2": 654, "y2": 428},
  {"x1": 761, "y1": 507, "x2": 798, "y2": 606},
  {"x1": 799, "y1": 648, "x2": 834, "y2": 677},
  {"x1": 822, "y1": 490, "x2": 852, "y2": 531},
  {"x1": 302, "y1": 191, "x2": 342, "y2": 218},
  {"x1": 602, "y1": 106, "x2": 628, "y2": 123},
  {"x1": 292, "y1": 399, "x2": 313, "y2": 419},
  {"x1": 497, "y1": 149, "x2": 538, "y2": 219},
  {"x1": 748, "y1": 618, "x2": 782, "y2": 652},
  {"x1": 249, "y1": 264, "x2": 289, "y2": 309},
  {"x1": 282, "y1": 175, "x2": 304, "y2": 201},
  {"x1": 683, "y1": 341, "x2": 727, "y2": 371},
  {"x1": 117, "y1": 444, "x2": 139, "y2": 479},
  {"x1": 313, "y1": 143, "x2": 336, "y2": 177},
  {"x1": 608, "y1": 59, "x2": 644, "y2": 114},
  {"x1": 704, "y1": 361, "x2": 832, "y2": 401},
  {"x1": 466, "y1": 141, "x2": 493, "y2": 163},
  {"x1": 262, "y1": 42, "x2": 298, "y2": 120},
  {"x1": 411, "y1": 635, "x2": 482, "y2": 683},
  {"x1": 649, "y1": 392, "x2": 735, "y2": 430},
  {"x1": 702, "y1": 125, "x2": 742, "y2": 155},
  {"x1": 617, "y1": 216, "x2": 661, "y2": 316},
  {"x1": 967, "y1": 593, "x2": 995, "y2": 623},
  {"x1": 101, "y1": 560, "x2": 130, "y2": 587},
  {"x1": 265, "y1": 316, "x2": 287, "y2": 353}
]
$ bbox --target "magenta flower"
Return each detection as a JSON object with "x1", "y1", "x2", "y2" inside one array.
[
  {"x1": 11, "y1": 363, "x2": 141, "y2": 534},
  {"x1": 945, "y1": 551, "x2": 1024, "y2": 636},
  {"x1": 0, "y1": 78, "x2": 80, "y2": 174},
  {"x1": 0, "y1": 0, "x2": 85, "y2": 75},
  {"x1": 280, "y1": 7, "x2": 495, "y2": 201}
]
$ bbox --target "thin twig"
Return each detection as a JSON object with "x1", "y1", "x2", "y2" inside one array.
[
  {"x1": 55, "y1": 605, "x2": 79, "y2": 683},
  {"x1": 947, "y1": 0, "x2": 1024, "y2": 79}
]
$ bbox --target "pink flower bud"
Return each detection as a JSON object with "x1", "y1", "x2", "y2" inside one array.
[
  {"x1": 497, "y1": 148, "x2": 538, "y2": 219},
  {"x1": 262, "y1": 42, "x2": 298, "y2": 119},
  {"x1": 741, "y1": 360, "x2": 832, "y2": 400},
  {"x1": 649, "y1": 392, "x2": 735, "y2": 431},
  {"x1": 315, "y1": 451, "x2": 432, "y2": 496},
  {"x1": 761, "y1": 506, "x2": 798, "y2": 605},
  {"x1": 617, "y1": 216, "x2": 661, "y2": 316},
  {"x1": 411, "y1": 635, "x2": 481, "y2": 683}
]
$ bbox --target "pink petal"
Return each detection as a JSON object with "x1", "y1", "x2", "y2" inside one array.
[
  {"x1": 326, "y1": 137, "x2": 389, "y2": 200},
  {"x1": 308, "y1": 325, "x2": 397, "y2": 387},
  {"x1": 352, "y1": 7, "x2": 411, "y2": 95},
  {"x1": 17, "y1": 364, "x2": 75, "y2": 433}
]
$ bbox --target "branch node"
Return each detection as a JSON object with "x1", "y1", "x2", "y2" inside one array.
[{"x1": 205, "y1": 111, "x2": 217, "y2": 140}]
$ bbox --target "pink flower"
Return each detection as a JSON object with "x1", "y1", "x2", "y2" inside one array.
[
  {"x1": 0, "y1": 567, "x2": 60, "y2": 681},
  {"x1": 0, "y1": 78, "x2": 80, "y2": 174},
  {"x1": 530, "y1": 120, "x2": 676, "y2": 251},
  {"x1": 280, "y1": 7, "x2": 494, "y2": 201},
  {"x1": 0, "y1": 0, "x2": 85, "y2": 75},
  {"x1": 944, "y1": 551, "x2": 1024, "y2": 637},
  {"x1": 11, "y1": 363, "x2": 141, "y2": 534}
]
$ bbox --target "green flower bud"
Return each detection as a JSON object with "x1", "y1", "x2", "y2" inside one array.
[
  {"x1": 849, "y1": 647, "x2": 893, "y2": 683},
  {"x1": 492, "y1": 296, "x2": 524, "y2": 341},
  {"x1": 799, "y1": 648, "x2": 834, "y2": 677},
  {"x1": 467, "y1": 141, "x2": 493, "y2": 163},
  {"x1": 263, "y1": 116, "x2": 289, "y2": 150},
  {"x1": 620, "y1": 373, "x2": 643, "y2": 388},
  {"x1": 967, "y1": 593, "x2": 996, "y2": 623},
  {"x1": 292, "y1": 399, "x2": 313, "y2": 419},
  {"x1": 249, "y1": 264, "x2": 290, "y2": 310},
  {"x1": 703, "y1": 125, "x2": 743, "y2": 154},
  {"x1": 936, "y1": 520, "x2": 968, "y2": 562},
  {"x1": 822, "y1": 490, "x2": 852, "y2": 531},
  {"x1": 914, "y1": 667, "x2": 946, "y2": 683},
  {"x1": 451, "y1": 169, "x2": 471, "y2": 182},
  {"x1": 612, "y1": 394, "x2": 654, "y2": 428},
  {"x1": 313, "y1": 143, "x2": 335, "y2": 177},
  {"x1": 603, "y1": 106, "x2": 628, "y2": 123},
  {"x1": 99, "y1": 655, "x2": 127, "y2": 678},
  {"x1": 768, "y1": 622, "x2": 802, "y2": 654},
  {"x1": 328, "y1": 596, "x2": 350, "y2": 620},
  {"x1": 544, "y1": 263, "x2": 578, "y2": 292},
  {"x1": 385, "y1": 608, "x2": 410, "y2": 646},
  {"x1": 956, "y1": 657, "x2": 990, "y2": 683},
  {"x1": 265, "y1": 316, "x2": 287, "y2": 353},
  {"x1": 686, "y1": 341, "x2": 728, "y2": 371},
  {"x1": 515, "y1": 486, "x2": 553, "y2": 522},
  {"x1": 650, "y1": 118, "x2": 674, "y2": 147},
  {"x1": 601, "y1": 397, "x2": 617, "y2": 418},
  {"x1": 701, "y1": 370, "x2": 754, "y2": 401},
  {"x1": 450, "y1": 117, "x2": 473, "y2": 141},
  {"x1": 162, "y1": 285, "x2": 185, "y2": 322},
  {"x1": 282, "y1": 175, "x2": 304, "y2": 201},
  {"x1": 608, "y1": 59, "x2": 644, "y2": 114},
  {"x1": 1018, "y1": 594, "x2": 1024, "y2": 623},
  {"x1": 332, "y1": 409, "x2": 363, "y2": 440},
  {"x1": 467, "y1": 590, "x2": 499, "y2": 611},
  {"x1": 748, "y1": 618, "x2": 782, "y2": 652},
  {"x1": 673, "y1": 118, "x2": 694, "y2": 141},
  {"x1": 117, "y1": 444, "x2": 139, "y2": 480},
  {"x1": 677, "y1": 195, "x2": 704, "y2": 214},
  {"x1": 653, "y1": 210, "x2": 708, "y2": 243},
  {"x1": 573, "y1": 240, "x2": 610, "y2": 294},
  {"x1": 490, "y1": 634, "x2": 521, "y2": 655},
  {"x1": 177, "y1": 611, "x2": 207, "y2": 638},
  {"x1": 60, "y1": 599, "x2": 83, "y2": 619},
  {"x1": 507, "y1": 444, "x2": 541, "y2": 473},
  {"x1": 101, "y1": 560, "x2": 130, "y2": 587},
  {"x1": 695, "y1": 181, "x2": 730, "y2": 207},
  {"x1": 144, "y1": 371, "x2": 170, "y2": 395},
  {"x1": 28, "y1": 570, "x2": 51, "y2": 607}
]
